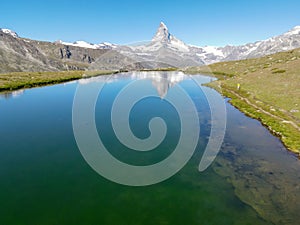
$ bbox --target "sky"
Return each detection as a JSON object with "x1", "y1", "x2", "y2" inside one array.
[{"x1": 1, "y1": 0, "x2": 300, "y2": 47}]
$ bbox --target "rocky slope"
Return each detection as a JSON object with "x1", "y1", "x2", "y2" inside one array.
[{"x1": 0, "y1": 29, "x2": 110, "y2": 73}]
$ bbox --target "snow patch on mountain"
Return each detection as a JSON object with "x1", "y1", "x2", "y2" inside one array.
[
  {"x1": 0, "y1": 28, "x2": 18, "y2": 38},
  {"x1": 202, "y1": 46, "x2": 224, "y2": 57},
  {"x1": 283, "y1": 26, "x2": 300, "y2": 36},
  {"x1": 72, "y1": 41, "x2": 98, "y2": 49},
  {"x1": 54, "y1": 40, "x2": 116, "y2": 50}
]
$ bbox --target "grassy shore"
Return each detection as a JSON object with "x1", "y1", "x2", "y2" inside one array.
[
  {"x1": 185, "y1": 48, "x2": 300, "y2": 154},
  {"x1": 0, "y1": 68, "x2": 178, "y2": 92},
  {"x1": 0, "y1": 70, "x2": 118, "y2": 92}
]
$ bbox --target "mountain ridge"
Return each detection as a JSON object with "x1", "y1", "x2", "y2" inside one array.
[
  {"x1": 49, "y1": 23, "x2": 300, "y2": 65},
  {"x1": 1, "y1": 23, "x2": 300, "y2": 72}
]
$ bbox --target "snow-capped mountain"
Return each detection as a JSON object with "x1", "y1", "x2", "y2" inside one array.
[
  {"x1": 106, "y1": 22, "x2": 204, "y2": 69},
  {"x1": 192, "y1": 25, "x2": 300, "y2": 63},
  {"x1": 238, "y1": 25, "x2": 300, "y2": 59},
  {"x1": 0, "y1": 28, "x2": 18, "y2": 38},
  {"x1": 112, "y1": 23, "x2": 300, "y2": 67},
  {"x1": 151, "y1": 22, "x2": 190, "y2": 52},
  {"x1": 50, "y1": 22, "x2": 300, "y2": 67}
]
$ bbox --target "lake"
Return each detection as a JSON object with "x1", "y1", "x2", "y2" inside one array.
[{"x1": 0, "y1": 71, "x2": 299, "y2": 225}]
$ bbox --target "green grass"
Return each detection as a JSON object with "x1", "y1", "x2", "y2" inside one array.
[
  {"x1": 0, "y1": 70, "x2": 117, "y2": 92},
  {"x1": 220, "y1": 85, "x2": 300, "y2": 153},
  {"x1": 272, "y1": 69, "x2": 286, "y2": 74},
  {"x1": 0, "y1": 67, "x2": 176, "y2": 93},
  {"x1": 186, "y1": 48, "x2": 300, "y2": 154}
]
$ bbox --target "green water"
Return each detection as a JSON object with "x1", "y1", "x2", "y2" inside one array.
[{"x1": 0, "y1": 72, "x2": 299, "y2": 225}]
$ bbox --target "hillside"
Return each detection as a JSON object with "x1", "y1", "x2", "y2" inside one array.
[
  {"x1": 186, "y1": 48, "x2": 300, "y2": 153},
  {"x1": 0, "y1": 30, "x2": 110, "y2": 73}
]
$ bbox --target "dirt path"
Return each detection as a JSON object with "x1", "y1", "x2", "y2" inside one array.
[{"x1": 224, "y1": 88, "x2": 300, "y2": 133}]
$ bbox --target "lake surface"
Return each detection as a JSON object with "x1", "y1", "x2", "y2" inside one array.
[{"x1": 0, "y1": 71, "x2": 300, "y2": 225}]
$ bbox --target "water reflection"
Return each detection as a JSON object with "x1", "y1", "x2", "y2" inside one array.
[
  {"x1": 80, "y1": 71, "x2": 187, "y2": 98},
  {"x1": 0, "y1": 90, "x2": 25, "y2": 99}
]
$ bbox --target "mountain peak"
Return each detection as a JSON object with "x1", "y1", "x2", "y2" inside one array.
[
  {"x1": 152, "y1": 22, "x2": 171, "y2": 43},
  {"x1": 0, "y1": 28, "x2": 18, "y2": 38},
  {"x1": 284, "y1": 26, "x2": 300, "y2": 36},
  {"x1": 291, "y1": 25, "x2": 300, "y2": 32},
  {"x1": 159, "y1": 22, "x2": 168, "y2": 29}
]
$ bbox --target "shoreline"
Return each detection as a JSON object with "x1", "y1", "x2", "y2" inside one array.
[
  {"x1": 1, "y1": 69, "x2": 299, "y2": 155},
  {"x1": 204, "y1": 79, "x2": 300, "y2": 156},
  {"x1": 0, "y1": 70, "x2": 119, "y2": 93},
  {"x1": 184, "y1": 49, "x2": 300, "y2": 155},
  {"x1": 0, "y1": 68, "x2": 178, "y2": 93}
]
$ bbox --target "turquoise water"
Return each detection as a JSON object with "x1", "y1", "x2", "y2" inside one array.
[{"x1": 0, "y1": 72, "x2": 299, "y2": 225}]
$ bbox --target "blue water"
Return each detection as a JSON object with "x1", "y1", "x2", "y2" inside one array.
[{"x1": 0, "y1": 72, "x2": 299, "y2": 225}]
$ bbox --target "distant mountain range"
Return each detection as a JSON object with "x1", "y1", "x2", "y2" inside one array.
[{"x1": 1, "y1": 23, "x2": 300, "y2": 73}]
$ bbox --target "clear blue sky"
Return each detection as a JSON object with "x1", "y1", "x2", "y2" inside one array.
[{"x1": 1, "y1": 0, "x2": 300, "y2": 46}]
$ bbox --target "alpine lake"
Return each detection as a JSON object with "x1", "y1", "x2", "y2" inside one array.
[{"x1": 1, "y1": 71, "x2": 300, "y2": 225}]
